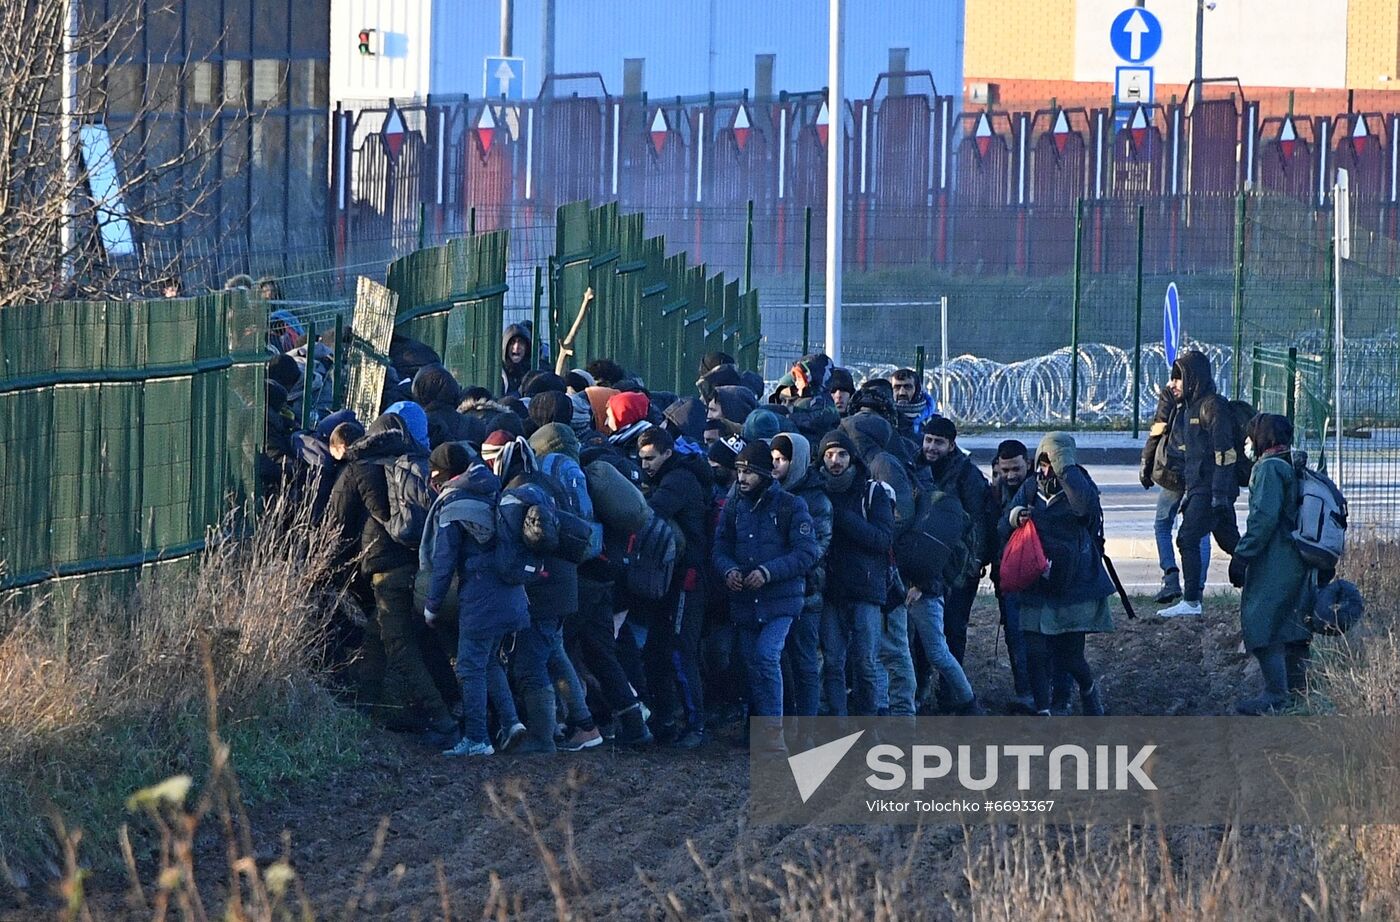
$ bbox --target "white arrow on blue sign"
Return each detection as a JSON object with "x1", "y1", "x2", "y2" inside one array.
[
  {"x1": 484, "y1": 56, "x2": 525, "y2": 101},
  {"x1": 1164, "y1": 282, "x2": 1181, "y2": 364},
  {"x1": 1110, "y1": 7, "x2": 1162, "y2": 64}
]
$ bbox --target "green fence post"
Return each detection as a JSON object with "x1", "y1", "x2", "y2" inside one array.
[
  {"x1": 532, "y1": 265, "x2": 544, "y2": 369},
  {"x1": 1132, "y1": 204, "x2": 1145, "y2": 438},
  {"x1": 914, "y1": 345, "x2": 925, "y2": 382},
  {"x1": 300, "y1": 319, "x2": 317, "y2": 430},
  {"x1": 1250, "y1": 343, "x2": 1261, "y2": 409},
  {"x1": 333, "y1": 313, "x2": 345, "y2": 410},
  {"x1": 744, "y1": 199, "x2": 755, "y2": 294},
  {"x1": 417, "y1": 203, "x2": 426, "y2": 252},
  {"x1": 1232, "y1": 191, "x2": 1247, "y2": 399},
  {"x1": 1286, "y1": 347, "x2": 1298, "y2": 422},
  {"x1": 469, "y1": 207, "x2": 477, "y2": 237},
  {"x1": 802, "y1": 205, "x2": 812, "y2": 356},
  {"x1": 1070, "y1": 198, "x2": 1084, "y2": 428}
]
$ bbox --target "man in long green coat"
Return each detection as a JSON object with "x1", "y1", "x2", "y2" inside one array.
[{"x1": 1229, "y1": 413, "x2": 1313, "y2": 715}]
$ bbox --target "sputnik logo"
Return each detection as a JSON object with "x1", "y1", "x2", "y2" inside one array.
[{"x1": 787, "y1": 731, "x2": 864, "y2": 803}]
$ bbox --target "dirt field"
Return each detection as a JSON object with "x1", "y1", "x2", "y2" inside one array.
[
  {"x1": 242, "y1": 597, "x2": 1256, "y2": 918},
  {"x1": 51, "y1": 596, "x2": 1263, "y2": 919}
]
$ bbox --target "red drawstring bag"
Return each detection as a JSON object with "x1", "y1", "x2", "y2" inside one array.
[{"x1": 1000, "y1": 519, "x2": 1050, "y2": 594}]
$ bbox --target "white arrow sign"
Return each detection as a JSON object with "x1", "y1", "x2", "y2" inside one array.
[
  {"x1": 494, "y1": 61, "x2": 516, "y2": 97},
  {"x1": 1124, "y1": 10, "x2": 1150, "y2": 62}
]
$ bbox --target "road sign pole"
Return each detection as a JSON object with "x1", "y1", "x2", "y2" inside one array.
[
  {"x1": 940, "y1": 295, "x2": 950, "y2": 412},
  {"x1": 1132, "y1": 204, "x2": 1145, "y2": 438},
  {"x1": 1070, "y1": 198, "x2": 1084, "y2": 428},
  {"x1": 825, "y1": 0, "x2": 844, "y2": 364}
]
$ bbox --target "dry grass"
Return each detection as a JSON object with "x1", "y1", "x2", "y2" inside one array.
[{"x1": 0, "y1": 492, "x2": 364, "y2": 895}]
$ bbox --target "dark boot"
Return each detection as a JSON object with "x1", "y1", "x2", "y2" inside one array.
[
  {"x1": 1236, "y1": 646, "x2": 1289, "y2": 716},
  {"x1": 1050, "y1": 672, "x2": 1075, "y2": 715},
  {"x1": 1154, "y1": 568, "x2": 1182, "y2": 604},
  {"x1": 1080, "y1": 682, "x2": 1105, "y2": 717},
  {"x1": 1285, "y1": 642, "x2": 1311, "y2": 698},
  {"x1": 515, "y1": 689, "x2": 558, "y2": 754},
  {"x1": 614, "y1": 703, "x2": 654, "y2": 746}
]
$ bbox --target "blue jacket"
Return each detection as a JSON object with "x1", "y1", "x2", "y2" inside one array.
[
  {"x1": 424, "y1": 465, "x2": 530, "y2": 639},
  {"x1": 712, "y1": 480, "x2": 819, "y2": 625}
]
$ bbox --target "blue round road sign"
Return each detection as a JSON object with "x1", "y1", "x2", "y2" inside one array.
[{"x1": 1110, "y1": 8, "x2": 1162, "y2": 64}]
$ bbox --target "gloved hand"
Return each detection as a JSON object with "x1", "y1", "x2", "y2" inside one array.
[
  {"x1": 1227, "y1": 555, "x2": 1249, "y2": 589},
  {"x1": 424, "y1": 608, "x2": 439, "y2": 626},
  {"x1": 1139, "y1": 463, "x2": 1154, "y2": 491}
]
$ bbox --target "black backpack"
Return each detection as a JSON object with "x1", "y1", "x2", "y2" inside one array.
[
  {"x1": 897, "y1": 489, "x2": 970, "y2": 594},
  {"x1": 375, "y1": 454, "x2": 435, "y2": 548},
  {"x1": 607, "y1": 514, "x2": 678, "y2": 601}
]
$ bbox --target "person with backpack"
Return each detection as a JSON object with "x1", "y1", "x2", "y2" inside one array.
[
  {"x1": 771, "y1": 434, "x2": 832, "y2": 717},
  {"x1": 918, "y1": 416, "x2": 991, "y2": 669},
  {"x1": 530, "y1": 423, "x2": 653, "y2": 746},
  {"x1": 1140, "y1": 380, "x2": 1212, "y2": 605},
  {"x1": 481, "y1": 431, "x2": 588, "y2": 754},
  {"x1": 1000, "y1": 433, "x2": 1115, "y2": 716},
  {"x1": 422, "y1": 443, "x2": 529, "y2": 757},
  {"x1": 713, "y1": 441, "x2": 819, "y2": 734},
  {"x1": 1158, "y1": 351, "x2": 1242, "y2": 617},
  {"x1": 326, "y1": 413, "x2": 457, "y2": 744},
  {"x1": 1228, "y1": 414, "x2": 1315, "y2": 715},
  {"x1": 819, "y1": 429, "x2": 895, "y2": 717},
  {"x1": 636, "y1": 427, "x2": 711, "y2": 748}
]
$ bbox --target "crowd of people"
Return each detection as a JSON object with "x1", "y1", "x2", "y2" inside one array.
[{"x1": 254, "y1": 315, "x2": 1341, "y2": 758}]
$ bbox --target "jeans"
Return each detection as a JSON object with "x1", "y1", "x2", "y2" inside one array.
[
  {"x1": 741, "y1": 617, "x2": 794, "y2": 717},
  {"x1": 512, "y1": 617, "x2": 557, "y2": 694},
  {"x1": 820, "y1": 601, "x2": 882, "y2": 716},
  {"x1": 1177, "y1": 495, "x2": 1241, "y2": 603},
  {"x1": 1154, "y1": 487, "x2": 1212, "y2": 583},
  {"x1": 371, "y1": 566, "x2": 451, "y2": 725},
  {"x1": 1023, "y1": 631, "x2": 1094, "y2": 712},
  {"x1": 783, "y1": 611, "x2": 821, "y2": 716},
  {"x1": 564, "y1": 577, "x2": 639, "y2": 718},
  {"x1": 642, "y1": 582, "x2": 706, "y2": 731},
  {"x1": 457, "y1": 630, "x2": 507, "y2": 745},
  {"x1": 942, "y1": 581, "x2": 978, "y2": 664},
  {"x1": 996, "y1": 592, "x2": 1031, "y2": 697},
  {"x1": 875, "y1": 604, "x2": 917, "y2": 716},
  {"x1": 548, "y1": 620, "x2": 594, "y2": 730},
  {"x1": 908, "y1": 595, "x2": 975, "y2": 707}
]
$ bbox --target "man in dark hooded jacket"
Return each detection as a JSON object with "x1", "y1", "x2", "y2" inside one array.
[
  {"x1": 707, "y1": 385, "x2": 759, "y2": 437},
  {"x1": 1158, "y1": 350, "x2": 1241, "y2": 617},
  {"x1": 919, "y1": 416, "x2": 991, "y2": 666},
  {"x1": 326, "y1": 414, "x2": 457, "y2": 743},
  {"x1": 772, "y1": 433, "x2": 832, "y2": 717},
  {"x1": 637, "y1": 427, "x2": 711, "y2": 747},
  {"x1": 890, "y1": 368, "x2": 939, "y2": 442},
  {"x1": 500, "y1": 322, "x2": 538, "y2": 398},
  {"x1": 819, "y1": 429, "x2": 895, "y2": 717},
  {"x1": 1140, "y1": 379, "x2": 1213, "y2": 605}
]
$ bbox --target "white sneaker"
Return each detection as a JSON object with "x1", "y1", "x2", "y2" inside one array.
[
  {"x1": 444, "y1": 738, "x2": 494, "y2": 757},
  {"x1": 1157, "y1": 599, "x2": 1203, "y2": 618},
  {"x1": 495, "y1": 721, "x2": 527, "y2": 753}
]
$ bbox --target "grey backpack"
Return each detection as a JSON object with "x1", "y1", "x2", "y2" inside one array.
[
  {"x1": 1291, "y1": 456, "x2": 1347, "y2": 570},
  {"x1": 377, "y1": 454, "x2": 435, "y2": 548}
]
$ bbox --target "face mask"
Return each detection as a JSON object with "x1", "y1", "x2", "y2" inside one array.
[{"x1": 1244, "y1": 439, "x2": 1256, "y2": 462}]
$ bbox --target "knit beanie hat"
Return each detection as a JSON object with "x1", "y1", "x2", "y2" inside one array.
[
  {"x1": 480, "y1": 429, "x2": 513, "y2": 466},
  {"x1": 708, "y1": 434, "x2": 746, "y2": 470},
  {"x1": 735, "y1": 439, "x2": 774, "y2": 477},
  {"x1": 523, "y1": 371, "x2": 567, "y2": 397},
  {"x1": 429, "y1": 442, "x2": 472, "y2": 484},
  {"x1": 607, "y1": 391, "x2": 651, "y2": 430},
  {"x1": 529, "y1": 390, "x2": 574, "y2": 428},
  {"x1": 564, "y1": 369, "x2": 595, "y2": 392},
  {"x1": 920, "y1": 415, "x2": 957, "y2": 441}
]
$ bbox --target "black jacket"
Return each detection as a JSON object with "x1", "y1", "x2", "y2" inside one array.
[
  {"x1": 1139, "y1": 388, "x2": 1186, "y2": 493},
  {"x1": 326, "y1": 428, "x2": 420, "y2": 576},
  {"x1": 644, "y1": 451, "x2": 711, "y2": 574},
  {"x1": 820, "y1": 432, "x2": 895, "y2": 606},
  {"x1": 925, "y1": 448, "x2": 993, "y2": 573},
  {"x1": 413, "y1": 364, "x2": 485, "y2": 448},
  {"x1": 1173, "y1": 351, "x2": 1239, "y2": 506}
]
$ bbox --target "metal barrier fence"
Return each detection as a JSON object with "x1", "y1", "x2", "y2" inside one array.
[{"x1": 0, "y1": 293, "x2": 267, "y2": 598}]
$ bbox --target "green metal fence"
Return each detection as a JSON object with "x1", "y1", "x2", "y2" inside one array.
[
  {"x1": 553, "y1": 201, "x2": 761, "y2": 394},
  {"x1": 0, "y1": 292, "x2": 267, "y2": 598}
]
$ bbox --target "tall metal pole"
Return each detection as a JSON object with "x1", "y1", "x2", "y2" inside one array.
[
  {"x1": 743, "y1": 199, "x2": 755, "y2": 293},
  {"x1": 1231, "y1": 191, "x2": 1247, "y2": 398},
  {"x1": 1070, "y1": 198, "x2": 1085, "y2": 428},
  {"x1": 939, "y1": 295, "x2": 950, "y2": 411},
  {"x1": 500, "y1": 0, "x2": 514, "y2": 56},
  {"x1": 60, "y1": 0, "x2": 79, "y2": 280},
  {"x1": 825, "y1": 0, "x2": 845, "y2": 364},
  {"x1": 1132, "y1": 204, "x2": 1145, "y2": 437},
  {"x1": 802, "y1": 205, "x2": 812, "y2": 356},
  {"x1": 1193, "y1": 0, "x2": 1205, "y2": 94},
  {"x1": 541, "y1": 0, "x2": 555, "y2": 97},
  {"x1": 1333, "y1": 170, "x2": 1349, "y2": 482}
]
